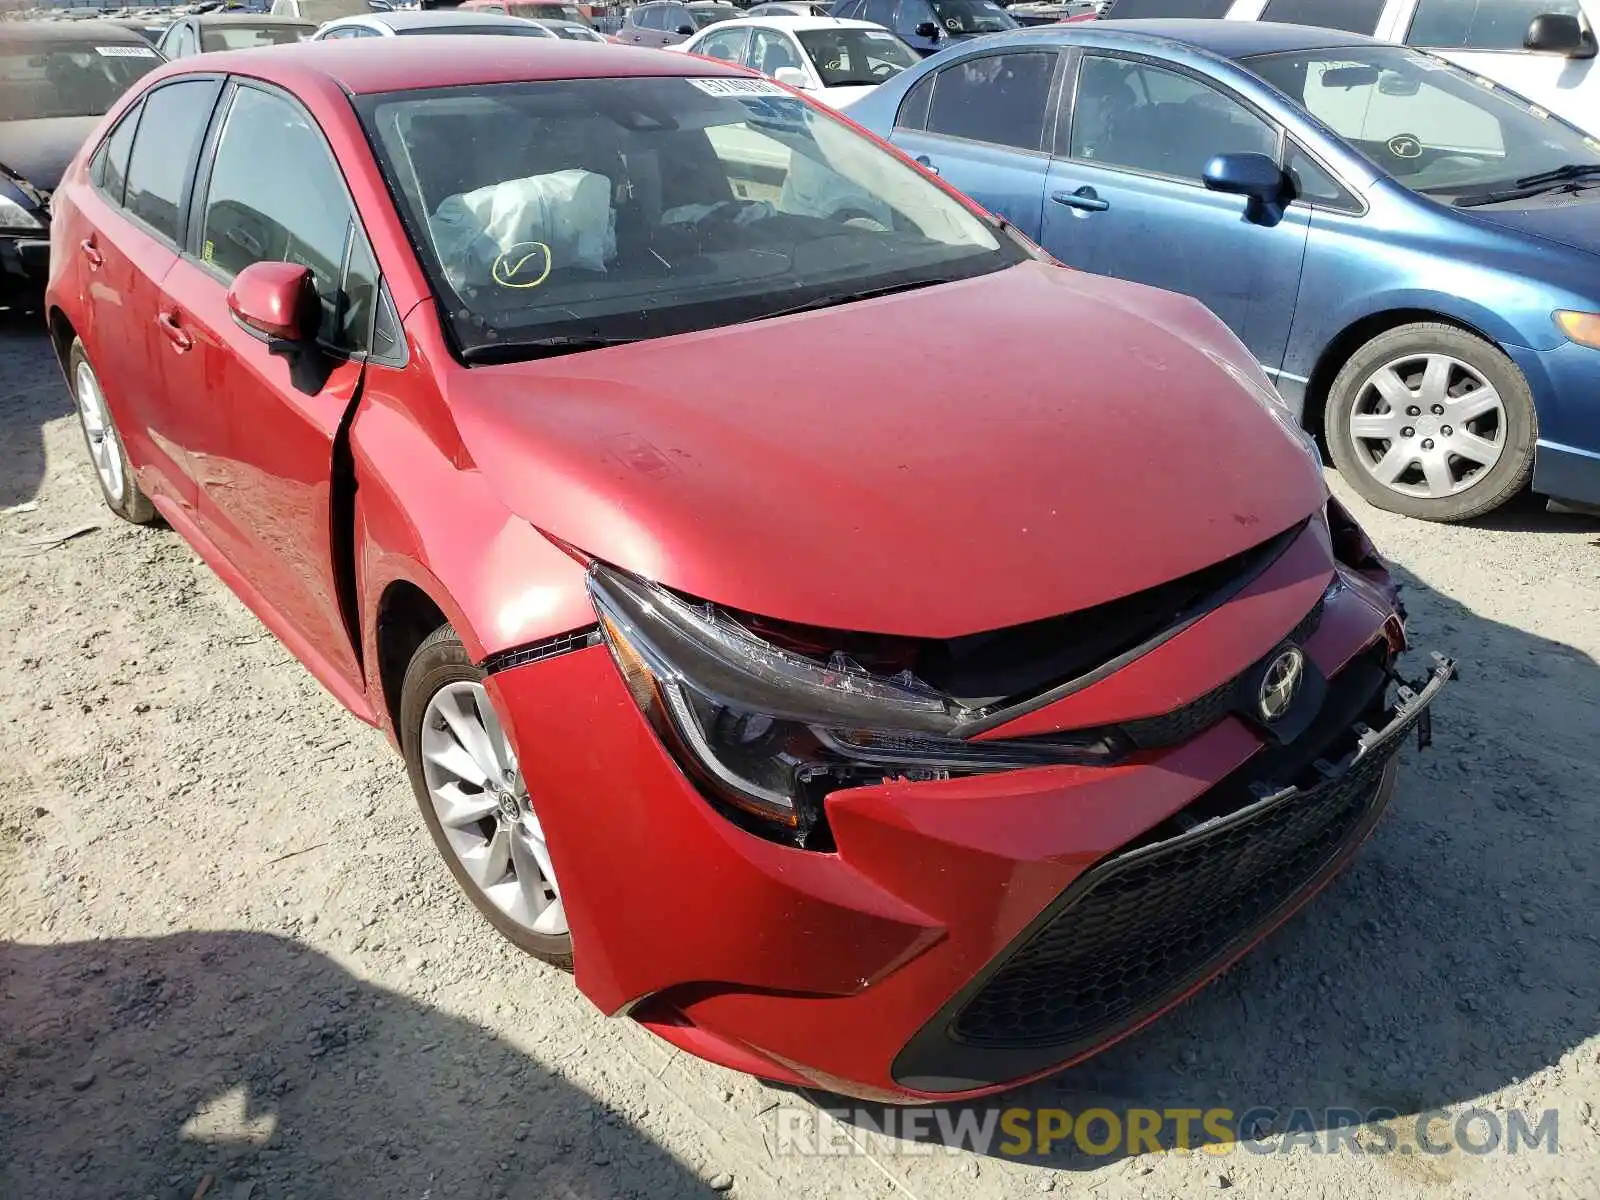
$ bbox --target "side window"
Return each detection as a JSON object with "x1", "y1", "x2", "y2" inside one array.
[
  {"x1": 1069, "y1": 56, "x2": 1278, "y2": 181},
  {"x1": 896, "y1": 71, "x2": 935, "y2": 129},
  {"x1": 695, "y1": 27, "x2": 750, "y2": 61},
  {"x1": 748, "y1": 28, "x2": 803, "y2": 75},
  {"x1": 1408, "y1": 0, "x2": 1584, "y2": 50},
  {"x1": 90, "y1": 101, "x2": 141, "y2": 206},
  {"x1": 199, "y1": 86, "x2": 374, "y2": 352},
  {"x1": 123, "y1": 80, "x2": 218, "y2": 242},
  {"x1": 639, "y1": 5, "x2": 665, "y2": 27},
  {"x1": 924, "y1": 51, "x2": 1056, "y2": 151},
  {"x1": 890, "y1": 0, "x2": 927, "y2": 34},
  {"x1": 1259, "y1": 0, "x2": 1385, "y2": 34},
  {"x1": 1284, "y1": 141, "x2": 1359, "y2": 210},
  {"x1": 169, "y1": 24, "x2": 199, "y2": 57}
]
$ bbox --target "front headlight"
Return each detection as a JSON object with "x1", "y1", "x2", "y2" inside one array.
[
  {"x1": 1554, "y1": 309, "x2": 1600, "y2": 349},
  {"x1": 587, "y1": 565, "x2": 1119, "y2": 846},
  {"x1": 0, "y1": 189, "x2": 43, "y2": 232}
]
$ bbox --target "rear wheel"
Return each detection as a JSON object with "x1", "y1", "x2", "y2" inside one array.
[
  {"x1": 68, "y1": 338, "x2": 157, "y2": 524},
  {"x1": 400, "y1": 624, "x2": 573, "y2": 970},
  {"x1": 1324, "y1": 323, "x2": 1535, "y2": 522}
]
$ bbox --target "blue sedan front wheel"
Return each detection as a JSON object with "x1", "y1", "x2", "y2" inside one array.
[{"x1": 1325, "y1": 322, "x2": 1537, "y2": 523}]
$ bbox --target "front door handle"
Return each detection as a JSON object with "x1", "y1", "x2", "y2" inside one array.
[
  {"x1": 79, "y1": 238, "x2": 103, "y2": 270},
  {"x1": 1051, "y1": 187, "x2": 1110, "y2": 213},
  {"x1": 914, "y1": 154, "x2": 940, "y2": 176},
  {"x1": 156, "y1": 310, "x2": 193, "y2": 353}
]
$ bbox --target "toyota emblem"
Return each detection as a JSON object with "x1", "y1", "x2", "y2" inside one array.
[{"x1": 1258, "y1": 647, "x2": 1305, "y2": 723}]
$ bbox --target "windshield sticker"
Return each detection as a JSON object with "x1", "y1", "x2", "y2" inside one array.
[
  {"x1": 688, "y1": 77, "x2": 789, "y2": 97},
  {"x1": 863, "y1": 29, "x2": 896, "y2": 38},
  {"x1": 492, "y1": 241, "x2": 553, "y2": 290},
  {"x1": 95, "y1": 44, "x2": 158, "y2": 57}
]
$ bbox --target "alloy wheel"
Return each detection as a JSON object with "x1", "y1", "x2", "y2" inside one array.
[
  {"x1": 419, "y1": 681, "x2": 566, "y2": 936},
  {"x1": 1347, "y1": 352, "x2": 1506, "y2": 499},
  {"x1": 74, "y1": 359, "x2": 125, "y2": 504}
]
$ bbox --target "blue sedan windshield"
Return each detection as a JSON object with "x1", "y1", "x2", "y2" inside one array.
[{"x1": 1245, "y1": 46, "x2": 1600, "y2": 201}]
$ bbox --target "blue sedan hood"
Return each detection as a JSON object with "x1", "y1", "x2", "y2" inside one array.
[{"x1": 1460, "y1": 190, "x2": 1600, "y2": 261}]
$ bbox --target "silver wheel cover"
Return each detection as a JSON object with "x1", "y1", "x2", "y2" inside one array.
[
  {"x1": 1348, "y1": 352, "x2": 1507, "y2": 499},
  {"x1": 74, "y1": 359, "x2": 125, "y2": 504}
]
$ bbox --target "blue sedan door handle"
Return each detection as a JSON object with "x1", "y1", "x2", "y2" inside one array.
[
  {"x1": 1052, "y1": 186, "x2": 1110, "y2": 212},
  {"x1": 915, "y1": 154, "x2": 940, "y2": 176}
]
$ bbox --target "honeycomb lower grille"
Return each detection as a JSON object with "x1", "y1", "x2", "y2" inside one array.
[{"x1": 949, "y1": 729, "x2": 1396, "y2": 1052}]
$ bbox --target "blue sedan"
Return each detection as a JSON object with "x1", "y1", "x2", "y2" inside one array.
[{"x1": 847, "y1": 19, "x2": 1600, "y2": 521}]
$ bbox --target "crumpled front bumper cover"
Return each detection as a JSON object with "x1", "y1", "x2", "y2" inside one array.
[{"x1": 892, "y1": 652, "x2": 1456, "y2": 1093}]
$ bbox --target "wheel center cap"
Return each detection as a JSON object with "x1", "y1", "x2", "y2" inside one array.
[{"x1": 496, "y1": 791, "x2": 522, "y2": 822}]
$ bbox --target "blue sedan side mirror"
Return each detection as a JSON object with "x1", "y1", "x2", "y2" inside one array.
[{"x1": 1203, "y1": 152, "x2": 1286, "y2": 205}]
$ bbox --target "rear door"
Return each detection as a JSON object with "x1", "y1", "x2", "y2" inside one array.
[
  {"x1": 157, "y1": 79, "x2": 380, "y2": 694},
  {"x1": 886, "y1": 47, "x2": 1062, "y2": 234},
  {"x1": 1041, "y1": 52, "x2": 1309, "y2": 375},
  {"x1": 76, "y1": 77, "x2": 223, "y2": 518}
]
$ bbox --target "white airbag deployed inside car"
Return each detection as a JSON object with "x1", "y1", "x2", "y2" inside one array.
[{"x1": 431, "y1": 168, "x2": 617, "y2": 288}]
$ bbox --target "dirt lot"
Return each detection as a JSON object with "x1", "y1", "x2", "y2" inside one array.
[{"x1": 2, "y1": 306, "x2": 1598, "y2": 1200}]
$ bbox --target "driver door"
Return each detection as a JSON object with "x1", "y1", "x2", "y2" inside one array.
[{"x1": 156, "y1": 80, "x2": 378, "y2": 697}]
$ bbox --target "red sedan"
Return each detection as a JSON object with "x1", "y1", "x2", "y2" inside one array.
[{"x1": 44, "y1": 39, "x2": 1451, "y2": 1102}]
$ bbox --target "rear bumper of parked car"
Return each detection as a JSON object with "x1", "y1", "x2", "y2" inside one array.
[{"x1": 486, "y1": 544, "x2": 1447, "y2": 1102}]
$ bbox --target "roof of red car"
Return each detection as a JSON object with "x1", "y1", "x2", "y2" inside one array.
[{"x1": 184, "y1": 39, "x2": 749, "y2": 96}]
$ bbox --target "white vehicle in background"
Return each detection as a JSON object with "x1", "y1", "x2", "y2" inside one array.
[
  {"x1": 309, "y1": 9, "x2": 559, "y2": 36},
  {"x1": 676, "y1": 15, "x2": 920, "y2": 108},
  {"x1": 1105, "y1": 0, "x2": 1600, "y2": 138},
  {"x1": 525, "y1": 16, "x2": 611, "y2": 39}
]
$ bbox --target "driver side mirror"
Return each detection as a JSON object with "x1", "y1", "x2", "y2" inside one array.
[
  {"x1": 773, "y1": 65, "x2": 810, "y2": 88},
  {"x1": 1525, "y1": 12, "x2": 1596, "y2": 57},
  {"x1": 1203, "y1": 152, "x2": 1286, "y2": 206},
  {"x1": 227, "y1": 261, "x2": 317, "y2": 345},
  {"x1": 676, "y1": 22, "x2": 695, "y2": 33},
  {"x1": 914, "y1": 20, "x2": 939, "y2": 37}
]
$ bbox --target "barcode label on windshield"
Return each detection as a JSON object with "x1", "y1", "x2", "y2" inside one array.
[
  {"x1": 96, "y1": 45, "x2": 158, "y2": 57},
  {"x1": 688, "y1": 77, "x2": 789, "y2": 98}
]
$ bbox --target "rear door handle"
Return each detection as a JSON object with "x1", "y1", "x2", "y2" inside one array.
[
  {"x1": 1051, "y1": 187, "x2": 1110, "y2": 213},
  {"x1": 79, "y1": 238, "x2": 103, "y2": 269},
  {"x1": 156, "y1": 310, "x2": 193, "y2": 353},
  {"x1": 914, "y1": 154, "x2": 940, "y2": 176}
]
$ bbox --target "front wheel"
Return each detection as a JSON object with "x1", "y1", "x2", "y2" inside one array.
[
  {"x1": 1324, "y1": 322, "x2": 1536, "y2": 522},
  {"x1": 400, "y1": 625, "x2": 573, "y2": 970}
]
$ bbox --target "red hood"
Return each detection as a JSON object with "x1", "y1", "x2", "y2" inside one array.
[{"x1": 445, "y1": 262, "x2": 1328, "y2": 638}]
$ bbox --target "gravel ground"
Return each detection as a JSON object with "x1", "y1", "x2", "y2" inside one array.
[{"x1": 2, "y1": 305, "x2": 1598, "y2": 1200}]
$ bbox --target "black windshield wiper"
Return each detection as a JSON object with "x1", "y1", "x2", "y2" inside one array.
[
  {"x1": 460, "y1": 335, "x2": 641, "y2": 364},
  {"x1": 754, "y1": 277, "x2": 955, "y2": 322},
  {"x1": 1514, "y1": 162, "x2": 1600, "y2": 188},
  {"x1": 1454, "y1": 163, "x2": 1600, "y2": 207}
]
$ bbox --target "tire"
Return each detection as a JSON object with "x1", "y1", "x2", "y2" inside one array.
[
  {"x1": 1324, "y1": 322, "x2": 1536, "y2": 522},
  {"x1": 400, "y1": 624, "x2": 574, "y2": 971},
  {"x1": 67, "y1": 338, "x2": 158, "y2": 525}
]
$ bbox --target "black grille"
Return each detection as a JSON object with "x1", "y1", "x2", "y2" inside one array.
[
  {"x1": 1116, "y1": 600, "x2": 1324, "y2": 750},
  {"x1": 949, "y1": 737, "x2": 1394, "y2": 1050}
]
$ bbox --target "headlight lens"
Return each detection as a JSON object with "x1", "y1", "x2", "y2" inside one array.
[
  {"x1": 1554, "y1": 309, "x2": 1600, "y2": 349},
  {"x1": 0, "y1": 189, "x2": 43, "y2": 232},
  {"x1": 587, "y1": 565, "x2": 1119, "y2": 845}
]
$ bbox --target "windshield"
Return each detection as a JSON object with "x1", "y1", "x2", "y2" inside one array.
[
  {"x1": 0, "y1": 41, "x2": 161, "y2": 122},
  {"x1": 357, "y1": 76, "x2": 1020, "y2": 358},
  {"x1": 551, "y1": 23, "x2": 605, "y2": 39},
  {"x1": 929, "y1": 0, "x2": 1017, "y2": 34},
  {"x1": 689, "y1": 6, "x2": 737, "y2": 27},
  {"x1": 200, "y1": 24, "x2": 309, "y2": 51},
  {"x1": 798, "y1": 27, "x2": 917, "y2": 87},
  {"x1": 1246, "y1": 46, "x2": 1600, "y2": 202}
]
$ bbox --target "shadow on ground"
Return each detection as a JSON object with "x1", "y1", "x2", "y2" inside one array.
[
  {"x1": 0, "y1": 932, "x2": 712, "y2": 1199},
  {"x1": 0, "y1": 301, "x2": 66, "y2": 511},
  {"x1": 825, "y1": 565, "x2": 1598, "y2": 1169}
]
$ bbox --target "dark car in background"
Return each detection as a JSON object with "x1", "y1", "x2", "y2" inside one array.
[
  {"x1": 155, "y1": 14, "x2": 315, "y2": 59},
  {"x1": 829, "y1": 0, "x2": 1017, "y2": 56},
  {"x1": 613, "y1": 0, "x2": 736, "y2": 46},
  {"x1": 0, "y1": 21, "x2": 163, "y2": 302}
]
